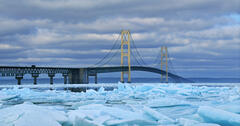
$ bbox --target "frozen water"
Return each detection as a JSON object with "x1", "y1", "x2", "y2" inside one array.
[
  {"x1": 147, "y1": 97, "x2": 191, "y2": 108},
  {"x1": 0, "y1": 102, "x2": 68, "y2": 126},
  {"x1": 198, "y1": 106, "x2": 240, "y2": 126},
  {"x1": 0, "y1": 94, "x2": 19, "y2": 101},
  {"x1": 217, "y1": 102, "x2": 240, "y2": 114},
  {"x1": 0, "y1": 83, "x2": 239, "y2": 126},
  {"x1": 68, "y1": 104, "x2": 156, "y2": 125},
  {"x1": 177, "y1": 118, "x2": 220, "y2": 126},
  {"x1": 142, "y1": 106, "x2": 175, "y2": 124}
]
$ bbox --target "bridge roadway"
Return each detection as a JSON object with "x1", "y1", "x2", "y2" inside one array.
[
  {"x1": 0, "y1": 65, "x2": 192, "y2": 84},
  {"x1": 87, "y1": 66, "x2": 191, "y2": 83}
]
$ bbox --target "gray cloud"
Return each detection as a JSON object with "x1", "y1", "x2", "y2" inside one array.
[{"x1": 0, "y1": 0, "x2": 239, "y2": 77}]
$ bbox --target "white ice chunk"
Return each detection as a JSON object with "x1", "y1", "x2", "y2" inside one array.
[
  {"x1": 147, "y1": 97, "x2": 191, "y2": 108},
  {"x1": 193, "y1": 123, "x2": 220, "y2": 126},
  {"x1": 104, "y1": 119, "x2": 157, "y2": 126},
  {"x1": 0, "y1": 94, "x2": 19, "y2": 101},
  {"x1": 134, "y1": 85, "x2": 154, "y2": 92},
  {"x1": 217, "y1": 102, "x2": 240, "y2": 114},
  {"x1": 98, "y1": 87, "x2": 105, "y2": 93},
  {"x1": 68, "y1": 104, "x2": 158, "y2": 125},
  {"x1": 73, "y1": 116, "x2": 99, "y2": 126},
  {"x1": 94, "y1": 115, "x2": 112, "y2": 125},
  {"x1": 77, "y1": 104, "x2": 146, "y2": 120},
  {"x1": 143, "y1": 106, "x2": 175, "y2": 124},
  {"x1": 177, "y1": 118, "x2": 221, "y2": 126},
  {"x1": 0, "y1": 102, "x2": 68, "y2": 126},
  {"x1": 177, "y1": 118, "x2": 199, "y2": 126},
  {"x1": 68, "y1": 109, "x2": 112, "y2": 126},
  {"x1": 198, "y1": 106, "x2": 240, "y2": 126}
]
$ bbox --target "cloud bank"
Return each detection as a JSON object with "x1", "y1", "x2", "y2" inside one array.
[{"x1": 0, "y1": 0, "x2": 239, "y2": 77}]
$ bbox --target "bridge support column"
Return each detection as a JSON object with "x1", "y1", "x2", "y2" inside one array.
[
  {"x1": 32, "y1": 73, "x2": 39, "y2": 85},
  {"x1": 86, "y1": 74, "x2": 89, "y2": 84},
  {"x1": 69, "y1": 68, "x2": 88, "y2": 84},
  {"x1": 120, "y1": 30, "x2": 131, "y2": 83},
  {"x1": 95, "y1": 74, "x2": 97, "y2": 84},
  {"x1": 48, "y1": 73, "x2": 55, "y2": 85},
  {"x1": 62, "y1": 74, "x2": 68, "y2": 84},
  {"x1": 15, "y1": 74, "x2": 23, "y2": 85},
  {"x1": 161, "y1": 46, "x2": 168, "y2": 83}
]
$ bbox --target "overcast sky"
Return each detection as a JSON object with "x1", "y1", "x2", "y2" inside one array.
[{"x1": 0, "y1": 0, "x2": 239, "y2": 78}]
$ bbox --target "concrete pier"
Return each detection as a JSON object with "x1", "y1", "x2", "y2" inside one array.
[
  {"x1": 32, "y1": 73, "x2": 39, "y2": 85},
  {"x1": 15, "y1": 74, "x2": 23, "y2": 85},
  {"x1": 62, "y1": 73, "x2": 68, "y2": 84},
  {"x1": 95, "y1": 73, "x2": 97, "y2": 84},
  {"x1": 48, "y1": 73, "x2": 55, "y2": 85},
  {"x1": 68, "y1": 68, "x2": 88, "y2": 84}
]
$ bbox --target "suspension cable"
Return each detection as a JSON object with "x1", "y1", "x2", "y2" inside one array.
[
  {"x1": 167, "y1": 49, "x2": 177, "y2": 75},
  {"x1": 101, "y1": 44, "x2": 121, "y2": 66},
  {"x1": 93, "y1": 33, "x2": 121, "y2": 66},
  {"x1": 152, "y1": 47, "x2": 162, "y2": 66},
  {"x1": 130, "y1": 48, "x2": 142, "y2": 66},
  {"x1": 129, "y1": 34, "x2": 147, "y2": 66}
]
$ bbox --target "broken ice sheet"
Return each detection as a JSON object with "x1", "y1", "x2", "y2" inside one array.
[{"x1": 0, "y1": 83, "x2": 239, "y2": 126}]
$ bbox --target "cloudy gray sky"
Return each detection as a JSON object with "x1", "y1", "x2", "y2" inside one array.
[{"x1": 0, "y1": 0, "x2": 239, "y2": 78}]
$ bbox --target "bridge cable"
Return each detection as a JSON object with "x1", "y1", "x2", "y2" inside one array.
[
  {"x1": 93, "y1": 33, "x2": 121, "y2": 66},
  {"x1": 167, "y1": 49, "x2": 178, "y2": 75},
  {"x1": 129, "y1": 34, "x2": 147, "y2": 66},
  {"x1": 151, "y1": 46, "x2": 180, "y2": 82},
  {"x1": 130, "y1": 48, "x2": 142, "y2": 66},
  {"x1": 152, "y1": 47, "x2": 162, "y2": 67},
  {"x1": 166, "y1": 49, "x2": 182, "y2": 82},
  {"x1": 131, "y1": 40, "x2": 147, "y2": 66},
  {"x1": 101, "y1": 44, "x2": 121, "y2": 66}
]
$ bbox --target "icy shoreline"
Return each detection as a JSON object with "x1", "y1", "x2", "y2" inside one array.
[{"x1": 0, "y1": 83, "x2": 240, "y2": 126}]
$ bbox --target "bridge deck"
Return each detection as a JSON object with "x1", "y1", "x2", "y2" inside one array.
[{"x1": 0, "y1": 65, "x2": 193, "y2": 83}]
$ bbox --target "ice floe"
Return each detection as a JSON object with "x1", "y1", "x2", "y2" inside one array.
[
  {"x1": 147, "y1": 97, "x2": 191, "y2": 108},
  {"x1": 0, "y1": 83, "x2": 239, "y2": 126},
  {"x1": 68, "y1": 104, "x2": 164, "y2": 125},
  {"x1": 0, "y1": 102, "x2": 68, "y2": 126},
  {"x1": 198, "y1": 106, "x2": 240, "y2": 126}
]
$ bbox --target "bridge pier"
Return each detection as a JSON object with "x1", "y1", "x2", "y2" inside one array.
[
  {"x1": 62, "y1": 73, "x2": 68, "y2": 84},
  {"x1": 95, "y1": 74, "x2": 97, "y2": 84},
  {"x1": 69, "y1": 68, "x2": 88, "y2": 84},
  {"x1": 120, "y1": 79, "x2": 124, "y2": 83},
  {"x1": 48, "y1": 73, "x2": 55, "y2": 85},
  {"x1": 15, "y1": 74, "x2": 23, "y2": 85},
  {"x1": 32, "y1": 73, "x2": 39, "y2": 85},
  {"x1": 120, "y1": 72, "x2": 131, "y2": 83}
]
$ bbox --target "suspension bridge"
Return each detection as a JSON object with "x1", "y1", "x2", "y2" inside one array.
[{"x1": 0, "y1": 30, "x2": 193, "y2": 85}]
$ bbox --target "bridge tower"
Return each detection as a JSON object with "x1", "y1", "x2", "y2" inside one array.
[
  {"x1": 121, "y1": 30, "x2": 131, "y2": 83},
  {"x1": 161, "y1": 46, "x2": 168, "y2": 83}
]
